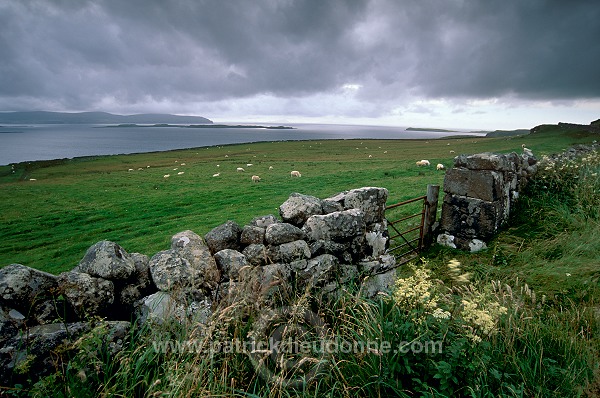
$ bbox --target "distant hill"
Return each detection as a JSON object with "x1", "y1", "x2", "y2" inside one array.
[
  {"x1": 0, "y1": 111, "x2": 212, "y2": 125},
  {"x1": 530, "y1": 120, "x2": 600, "y2": 135},
  {"x1": 484, "y1": 129, "x2": 529, "y2": 138}
]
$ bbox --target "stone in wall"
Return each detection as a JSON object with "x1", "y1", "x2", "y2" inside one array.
[
  {"x1": 0, "y1": 264, "x2": 58, "y2": 314},
  {"x1": 76, "y1": 240, "x2": 136, "y2": 280},
  {"x1": 279, "y1": 193, "x2": 324, "y2": 226},
  {"x1": 205, "y1": 220, "x2": 242, "y2": 254},
  {"x1": 57, "y1": 271, "x2": 114, "y2": 318}
]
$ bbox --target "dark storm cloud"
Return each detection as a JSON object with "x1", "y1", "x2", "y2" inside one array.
[{"x1": 0, "y1": 0, "x2": 598, "y2": 113}]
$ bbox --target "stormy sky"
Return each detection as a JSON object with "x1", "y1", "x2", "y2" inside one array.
[{"x1": 1, "y1": 0, "x2": 599, "y2": 129}]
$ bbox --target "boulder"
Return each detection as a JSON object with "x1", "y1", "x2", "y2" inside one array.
[
  {"x1": 205, "y1": 221, "x2": 242, "y2": 254},
  {"x1": 240, "y1": 225, "x2": 265, "y2": 245},
  {"x1": 267, "y1": 240, "x2": 311, "y2": 263},
  {"x1": 118, "y1": 252, "x2": 154, "y2": 307},
  {"x1": 453, "y1": 152, "x2": 516, "y2": 172},
  {"x1": 214, "y1": 249, "x2": 249, "y2": 282},
  {"x1": 148, "y1": 250, "x2": 197, "y2": 291},
  {"x1": 303, "y1": 209, "x2": 365, "y2": 242},
  {"x1": 135, "y1": 291, "x2": 211, "y2": 325},
  {"x1": 0, "y1": 307, "x2": 18, "y2": 346},
  {"x1": 279, "y1": 193, "x2": 323, "y2": 226},
  {"x1": 343, "y1": 187, "x2": 388, "y2": 224},
  {"x1": 171, "y1": 230, "x2": 220, "y2": 289},
  {"x1": 265, "y1": 222, "x2": 306, "y2": 245},
  {"x1": 76, "y1": 240, "x2": 135, "y2": 280},
  {"x1": 242, "y1": 244, "x2": 269, "y2": 266},
  {"x1": 0, "y1": 264, "x2": 58, "y2": 313},
  {"x1": 297, "y1": 254, "x2": 338, "y2": 286},
  {"x1": 361, "y1": 269, "x2": 398, "y2": 299},
  {"x1": 57, "y1": 271, "x2": 114, "y2": 318},
  {"x1": 0, "y1": 322, "x2": 90, "y2": 386}
]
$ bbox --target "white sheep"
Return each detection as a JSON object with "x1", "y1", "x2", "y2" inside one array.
[
  {"x1": 449, "y1": 150, "x2": 455, "y2": 154},
  {"x1": 177, "y1": 171, "x2": 185, "y2": 175},
  {"x1": 290, "y1": 170, "x2": 302, "y2": 177},
  {"x1": 251, "y1": 175, "x2": 261, "y2": 182},
  {"x1": 416, "y1": 160, "x2": 431, "y2": 167},
  {"x1": 212, "y1": 173, "x2": 220, "y2": 177},
  {"x1": 269, "y1": 166, "x2": 274, "y2": 170},
  {"x1": 237, "y1": 167, "x2": 245, "y2": 172},
  {"x1": 128, "y1": 168, "x2": 134, "y2": 171},
  {"x1": 436, "y1": 163, "x2": 445, "y2": 170},
  {"x1": 247, "y1": 163, "x2": 253, "y2": 167},
  {"x1": 522, "y1": 144, "x2": 534, "y2": 157},
  {"x1": 163, "y1": 174, "x2": 170, "y2": 178}
]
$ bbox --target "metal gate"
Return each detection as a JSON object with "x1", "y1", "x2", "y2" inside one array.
[{"x1": 385, "y1": 184, "x2": 439, "y2": 265}]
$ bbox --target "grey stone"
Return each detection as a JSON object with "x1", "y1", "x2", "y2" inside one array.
[
  {"x1": 359, "y1": 254, "x2": 397, "y2": 275},
  {"x1": 0, "y1": 264, "x2": 58, "y2": 312},
  {"x1": 361, "y1": 269, "x2": 398, "y2": 299},
  {"x1": 214, "y1": 249, "x2": 249, "y2": 281},
  {"x1": 265, "y1": 222, "x2": 306, "y2": 245},
  {"x1": 0, "y1": 322, "x2": 90, "y2": 385},
  {"x1": 57, "y1": 271, "x2": 114, "y2": 317},
  {"x1": 279, "y1": 193, "x2": 323, "y2": 226},
  {"x1": 443, "y1": 168, "x2": 505, "y2": 202},
  {"x1": 365, "y1": 221, "x2": 389, "y2": 258},
  {"x1": 205, "y1": 221, "x2": 242, "y2": 254},
  {"x1": 249, "y1": 214, "x2": 280, "y2": 228},
  {"x1": 267, "y1": 240, "x2": 311, "y2": 263},
  {"x1": 240, "y1": 225, "x2": 265, "y2": 245},
  {"x1": 242, "y1": 244, "x2": 269, "y2": 266},
  {"x1": 148, "y1": 250, "x2": 197, "y2": 291},
  {"x1": 135, "y1": 291, "x2": 211, "y2": 325},
  {"x1": 298, "y1": 254, "x2": 338, "y2": 286},
  {"x1": 343, "y1": 187, "x2": 389, "y2": 224},
  {"x1": 171, "y1": 230, "x2": 220, "y2": 289},
  {"x1": 77, "y1": 240, "x2": 135, "y2": 280},
  {"x1": 439, "y1": 194, "x2": 505, "y2": 240},
  {"x1": 454, "y1": 152, "x2": 516, "y2": 172},
  {"x1": 0, "y1": 307, "x2": 18, "y2": 345},
  {"x1": 303, "y1": 209, "x2": 365, "y2": 242}
]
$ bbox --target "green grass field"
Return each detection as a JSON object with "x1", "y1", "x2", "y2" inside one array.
[
  {"x1": 3, "y1": 124, "x2": 600, "y2": 397},
  {"x1": 0, "y1": 127, "x2": 595, "y2": 274}
]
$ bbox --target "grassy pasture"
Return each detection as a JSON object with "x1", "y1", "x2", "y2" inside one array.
[{"x1": 0, "y1": 127, "x2": 595, "y2": 274}]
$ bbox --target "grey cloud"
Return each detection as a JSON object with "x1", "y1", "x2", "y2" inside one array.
[{"x1": 0, "y1": 0, "x2": 598, "y2": 114}]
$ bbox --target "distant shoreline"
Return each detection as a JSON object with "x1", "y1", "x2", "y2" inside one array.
[{"x1": 99, "y1": 123, "x2": 295, "y2": 130}]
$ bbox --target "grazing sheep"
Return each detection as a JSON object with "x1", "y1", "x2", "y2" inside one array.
[
  {"x1": 269, "y1": 166, "x2": 274, "y2": 170},
  {"x1": 522, "y1": 144, "x2": 534, "y2": 157},
  {"x1": 251, "y1": 175, "x2": 261, "y2": 182},
  {"x1": 163, "y1": 174, "x2": 170, "y2": 178},
  {"x1": 436, "y1": 163, "x2": 445, "y2": 170},
  {"x1": 290, "y1": 170, "x2": 302, "y2": 177},
  {"x1": 128, "y1": 168, "x2": 134, "y2": 171},
  {"x1": 29, "y1": 178, "x2": 37, "y2": 181},
  {"x1": 237, "y1": 167, "x2": 245, "y2": 172},
  {"x1": 180, "y1": 163, "x2": 186, "y2": 166},
  {"x1": 368, "y1": 154, "x2": 372, "y2": 158},
  {"x1": 247, "y1": 163, "x2": 253, "y2": 167},
  {"x1": 177, "y1": 171, "x2": 185, "y2": 175},
  {"x1": 416, "y1": 160, "x2": 431, "y2": 167},
  {"x1": 212, "y1": 173, "x2": 220, "y2": 177},
  {"x1": 449, "y1": 150, "x2": 455, "y2": 154}
]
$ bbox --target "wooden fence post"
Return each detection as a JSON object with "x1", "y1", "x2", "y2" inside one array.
[{"x1": 423, "y1": 184, "x2": 440, "y2": 248}]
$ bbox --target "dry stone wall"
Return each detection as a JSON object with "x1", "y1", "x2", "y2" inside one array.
[
  {"x1": 0, "y1": 186, "x2": 397, "y2": 385},
  {"x1": 437, "y1": 151, "x2": 538, "y2": 252}
]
